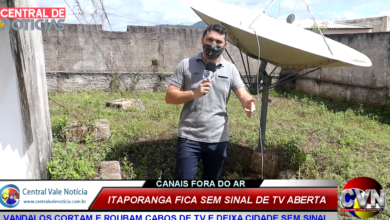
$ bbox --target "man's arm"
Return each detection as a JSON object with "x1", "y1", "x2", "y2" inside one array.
[
  {"x1": 165, "y1": 80, "x2": 211, "y2": 104},
  {"x1": 231, "y1": 64, "x2": 256, "y2": 118},
  {"x1": 165, "y1": 84, "x2": 195, "y2": 104},
  {"x1": 235, "y1": 87, "x2": 256, "y2": 118}
]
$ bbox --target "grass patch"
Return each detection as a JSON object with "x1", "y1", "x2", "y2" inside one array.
[{"x1": 47, "y1": 90, "x2": 390, "y2": 219}]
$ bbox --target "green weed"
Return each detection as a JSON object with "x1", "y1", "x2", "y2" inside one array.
[{"x1": 47, "y1": 90, "x2": 390, "y2": 218}]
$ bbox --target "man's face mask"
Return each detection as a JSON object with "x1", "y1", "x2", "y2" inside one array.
[{"x1": 203, "y1": 42, "x2": 225, "y2": 60}]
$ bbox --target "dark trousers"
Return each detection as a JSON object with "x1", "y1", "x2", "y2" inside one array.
[{"x1": 175, "y1": 137, "x2": 228, "y2": 180}]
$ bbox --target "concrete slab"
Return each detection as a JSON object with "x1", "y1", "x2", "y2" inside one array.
[
  {"x1": 92, "y1": 119, "x2": 111, "y2": 141},
  {"x1": 249, "y1": 151, "x2": 278, "y2": 179},
  {"x1": 100, "y1": 161, "x2": 121, "y2": 179},
  {"x1": 106, "y1": 98, "x2": 140, "y2": 110},
  {"x1": 66, "y1": 119, "x2": 111, "y2": 142},
  {"x1": 277, "y1": 169, "x2": 296, "y2": 180},
  {"x1": 65, "y1": 121, "x2": 89, "y2": 142}
]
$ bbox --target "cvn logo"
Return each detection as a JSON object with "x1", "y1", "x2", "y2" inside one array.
[{"x1": 340, "y1": 177, "x2": 386, "y2": 219}]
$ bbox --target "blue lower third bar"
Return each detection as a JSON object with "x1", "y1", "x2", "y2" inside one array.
[{"x1": 0, "y1": 212, "x2": 337, "y2": 220}]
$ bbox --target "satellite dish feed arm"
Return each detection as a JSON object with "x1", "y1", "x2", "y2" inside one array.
[
  {"x1": 225, "y1": 48, "x2": 251, "y2": 91},
  {"x1": 240, "y1": 0, "x2": 277, "y2": 28},
  {"x1": 263, "y1": 0, "x2": 277, "y2": 14},
  {"x1": 301, "y1": 0, "x2": 333, "y2": 56}
]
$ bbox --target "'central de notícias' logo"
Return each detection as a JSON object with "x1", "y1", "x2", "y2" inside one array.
[
  {"x1": 1, "y1": 184, "x2": 20, "y2": 208},
  {"x1": 340, "y1": 177, "x2": 386, "y2": 219},
  {"x1": 0, "y1": 19, "x2": 64, "y2": 31}
]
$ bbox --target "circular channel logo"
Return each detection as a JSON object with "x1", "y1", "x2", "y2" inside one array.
[
  {"x1": 0, "y1": 184, "x2": 20, "y2": 208},
  {"x1": 340, "y1": 177, "x2": 386, "y2": 219}
]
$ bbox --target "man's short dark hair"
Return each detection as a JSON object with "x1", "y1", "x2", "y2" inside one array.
[{"x1": 202, "y1": 24, "x2": 228, "y2": 42}]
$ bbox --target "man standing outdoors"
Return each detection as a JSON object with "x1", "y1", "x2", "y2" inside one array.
[{"x1": 165, "y1": 24, "x2": 256, "y2": 180}]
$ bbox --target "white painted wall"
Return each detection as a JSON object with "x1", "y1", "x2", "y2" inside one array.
[
  {"x1": 0, "y1": 0, "x2": 52, "y2": 179},
  {"x1": 0, "y1": 29, "x2": 28, "y2": 179}
]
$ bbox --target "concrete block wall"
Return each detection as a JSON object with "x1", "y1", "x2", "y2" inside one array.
[
  {"x1": 42, "y1": 24, "x2": 263, "y2": 76},
  {"x1": 280, "y1": 32, "x2": 390, "y2": 105},
  {"x1": 42, "y1": 24, "x2": 389, "y2": 105},
  {"x1": 46, "y1": 72, "x2": 174, "y2": 93},
  {"x1": 338, "y1": 16, "x2": 390, "y2": 32}
]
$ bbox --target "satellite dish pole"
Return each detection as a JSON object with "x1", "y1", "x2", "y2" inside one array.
[
  {"x1": 258, "y1": 60, "x2": 269, "y2": 153},
  {"x1": 248, "y1": 25, "x2": 272, "y2": 179},
  {"x1": 242, "y1": 1, "x2": 277, "y2": 160}
]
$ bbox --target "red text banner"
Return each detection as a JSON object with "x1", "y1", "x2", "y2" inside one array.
[{"x1": 89, "y1": 188, "x2": 337, "y2": 210}]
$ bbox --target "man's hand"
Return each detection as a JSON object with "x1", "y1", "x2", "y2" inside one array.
[
  {"x1": 194, "y1": 79, "x2": 211, "y2": 98},
  {"x1": 243, "y1": 98, "x2": 256, "y2": 118},
  {"x1": 234, "y1": 88, "x2": 256, "y2": 118}
]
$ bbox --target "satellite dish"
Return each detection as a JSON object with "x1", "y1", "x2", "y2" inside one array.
[
  {"x1": 190, "y1": 1, "x2": 372, "y2": 69},
  {"x1": 286, "y1": 14, "x2": 295, "y2": 24}
]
